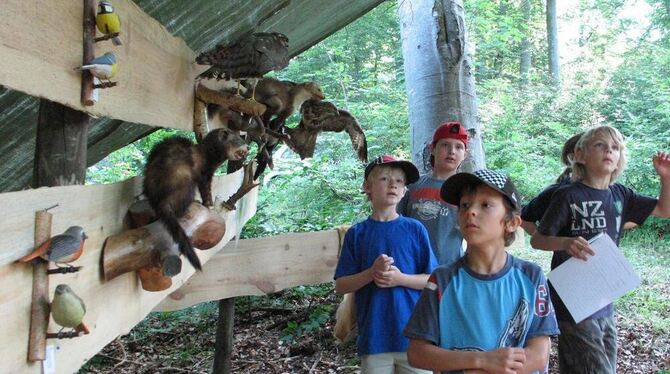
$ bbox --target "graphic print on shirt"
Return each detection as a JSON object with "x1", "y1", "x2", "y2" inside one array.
[
  {"x1": 569, "y1": 200, "x2": 605, "y2": 234},
  {"x1": 410, "y1": 188, "x2": 451, "y2": 221},
  {"x1": 498, "y1": 298, "x2": 530, "y2": 348}
]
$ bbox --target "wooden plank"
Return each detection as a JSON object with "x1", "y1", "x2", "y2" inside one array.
[
  {"x1": 156, "y1": 228, "x2": 526, "y2": 312},
  {"x1": 156, "y1": 229, "x2": 342, "y2": 311},
  {"x1": 0, "y1": 169, "x2": 257, "y2": 373},
  {"x1": 0, "y1": 0, "x2": 202, "y2": 131}
]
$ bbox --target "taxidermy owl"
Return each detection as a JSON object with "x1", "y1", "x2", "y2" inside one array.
[
  {"x1": 196, "y1": 32, "x2": 289, "y2": 82},
  {"x1": 286, "y1": 99, "x2": 368, "y2": 163}
]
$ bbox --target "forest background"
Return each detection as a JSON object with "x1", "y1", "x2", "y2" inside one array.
[{"x1": 84, "y1": 0, "x2": 670, "y2": 372}]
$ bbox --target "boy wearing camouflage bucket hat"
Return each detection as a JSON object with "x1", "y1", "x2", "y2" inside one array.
[
  {"x1": 404, "y1": 170, "x2": 559, "y2": 374},
  {"x1": 334, "y1": 154, "x2": 437, "y2": 373}
]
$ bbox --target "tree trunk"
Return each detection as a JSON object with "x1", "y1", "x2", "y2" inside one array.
[
  {"x1": 519, "y1": 0, "x2": 532, "y2": 87},
  {"x1": 546, "y1": 0, "x2": 561, "y2": 87},
  {"x1": 398, "y1": 0, "x2": 485, "y2": 173}
]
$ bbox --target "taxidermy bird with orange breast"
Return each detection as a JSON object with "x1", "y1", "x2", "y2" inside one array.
[{"x1": 17, "y1": 226, "x2": 88, "y2": 265}]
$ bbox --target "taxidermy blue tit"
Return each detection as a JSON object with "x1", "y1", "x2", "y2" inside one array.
[
  {"x1": 75, "y1": 52, "x2": 118, "y2": 82},
  {"x1": 96, "y1": 0, "x2": 122, "y2": 46}
]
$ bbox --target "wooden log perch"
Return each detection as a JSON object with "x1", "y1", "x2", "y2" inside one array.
[
  {"x1": 102, "y1": 202, "x2": 226, "y2": 283},
  {"x1": 196, "y1": 84, "x2": 266, "y2": 117},
  {"x1": 124, "y1": 199, "x2": 157, "y2": 229},
  {"x1": 27, "y1": 210, "x2": 52, "y2": 362}
]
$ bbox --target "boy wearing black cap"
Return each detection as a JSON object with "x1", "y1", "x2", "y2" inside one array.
[
  {"x1": 404, "y1": 170, "x2": 559, "y2": 374},
  {"x1": 398, "y1": 122, "x2": 468, "y2": 266},
  {"x1": 335, "y1": 155, "x2": 438, "y2": 373}
]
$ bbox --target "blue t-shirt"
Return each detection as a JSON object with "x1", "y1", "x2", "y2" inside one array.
[
  {"x1": 404, "y1": 254, "x2": 559, "y2": 374},
  {"x1": 398, "y1": 174, "x2": 464, "y2": 266},
  {"x1": 334, "y1": 215, "x2": 438, "y2": 356},
  {"x1": 537, "y1": 182, "x2": 657, "y2": 321}
]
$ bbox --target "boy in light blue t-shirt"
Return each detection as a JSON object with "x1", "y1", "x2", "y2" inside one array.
[{"x1": 405, "y1": 170, "x2": 559, "y2": 374}]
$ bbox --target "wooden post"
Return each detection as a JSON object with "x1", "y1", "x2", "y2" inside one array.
[
  {"x1": 212, "y1": 160, "x2": 245, "y2": 374},
  {"x1": 29, "y1": 98, "x2": 89, "y2": 360},
  {"x1": 81, "y1": 0, "x2": 97, "y2": 106},
  {"x1": 33, "y1": 100, "x2": 89, "y2": 187},
  {"x1": 26, "y1": 211, "x2": 52, "y2": 361}
]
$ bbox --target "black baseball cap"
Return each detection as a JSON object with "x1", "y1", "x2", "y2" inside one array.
[
  {"x1": 440, "y1": 169, "x2": 521, "y2": 211},
  {"x1": 364, "y1": 155, "x2": 420, "y2": 185}
]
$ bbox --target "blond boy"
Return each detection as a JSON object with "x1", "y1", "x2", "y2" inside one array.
[{"x1": 335, "y1": 155, "x2": 438, "y2": 373}]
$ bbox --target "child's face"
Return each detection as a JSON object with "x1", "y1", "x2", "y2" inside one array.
[
  {"x1": 577, "y1": 133, "x2": 621, "y2": 178},
  {"x1": 457, "y1": 184, "x2": 514, "y2": 248},
  {"x1": 364, "y1": 167, "x2": 407, "y2": 207},
  {"x1": 431, "y1": 138, "x2": 466, "y2": 173}
]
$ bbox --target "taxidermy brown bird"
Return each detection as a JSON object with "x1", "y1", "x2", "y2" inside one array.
[
  {"x1": 51, "y1": 284, "x2": 90, "y2": 335},
  {"x1": 143, "y1": 129, "x2": 248, "y2": 271},
  {"x1": 247, "y1": 78, "x2": 326, "y2": 178},
  {"x1": 286, "y1": 99, "x2": 368, "y2": 162},
  {"x1": 196, "y1": 32, "x2": 290, "y2": 99},
  {"x1": 17, "y1": 226, "x2": 88, "y2": 265}
]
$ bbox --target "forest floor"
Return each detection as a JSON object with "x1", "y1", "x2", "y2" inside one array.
[
  {"x1": 80, "y1": 288, "x2": 669, "y2": 374},
  {"x1": 81, "y1": 242, "x2": 670, "y2": 374}
]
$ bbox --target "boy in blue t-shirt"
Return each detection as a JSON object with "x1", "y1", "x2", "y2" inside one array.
[
  {"x1": 404, "y1": 170, "x2": 559, "y2": 374},
  {"x1": 334, "y1": 154, "x2": 438, "y2": 373}
]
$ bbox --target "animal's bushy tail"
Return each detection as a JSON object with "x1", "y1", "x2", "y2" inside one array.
[{"x1": 160, "y1": 212, "x2": 202, "y2": 271}]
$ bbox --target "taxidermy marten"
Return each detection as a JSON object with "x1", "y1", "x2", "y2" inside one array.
[
  {"x1": 143, "y1": 129, "x2": 248, "y2": 270},
  {"x1": 244, "y1": 78, "x2": 326, "y2": 178},
  {"x1": 249, "y1": 77, "x2": 325, "y2": 128}
]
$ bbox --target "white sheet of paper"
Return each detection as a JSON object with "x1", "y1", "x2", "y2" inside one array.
[{"x1": 547, "y1": 232, "x2": 641, "y2": 323}]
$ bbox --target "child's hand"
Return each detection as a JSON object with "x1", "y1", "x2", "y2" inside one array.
[
  {"x1": 372, "y1": 254, "x2": 393, "y2": 274},
  {"x1": 563, "y1": 236, "x2": 594, "y2": 260},
  {"x1": 482, "y1": 347, "x2": 526, "y2": 374},
  {"x1": 373, "y1": 265, "x2": 402, "y2": 288},
  {"x1": 653, "y1": 151, "x2": 670, "y2": 180}
]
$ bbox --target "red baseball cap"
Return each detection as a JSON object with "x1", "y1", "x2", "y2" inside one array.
[
  {"x1": 364, "y1": 155, "x2": 420, "y2": 184},
  {"x1": 432, "y1": 122, "x2": 468, "y2": 148}
]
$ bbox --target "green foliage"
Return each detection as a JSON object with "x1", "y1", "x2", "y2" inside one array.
[{"x1": 280, "y1": 304, "x2": 334, "y2": 344}]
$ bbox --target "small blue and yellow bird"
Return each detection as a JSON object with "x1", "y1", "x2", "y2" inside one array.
[
  {"x1": 76, "y1": 52, "x2": 118, "y2": 82},
  {"x1": 96, "y1": 1, "x2": 122, "y2": 46}
]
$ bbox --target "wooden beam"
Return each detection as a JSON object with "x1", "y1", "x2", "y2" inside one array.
[
  {"x1": 0, "y1": 0, "x2": 203, "y2": 131},
  {"x1": 0, "y1": 170, "x2": 257, "y2": 373},
  {"x1": 156, "y1": 229, "x2": 342, "y2": 311}
]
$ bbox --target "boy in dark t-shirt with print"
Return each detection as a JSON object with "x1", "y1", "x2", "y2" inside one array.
[{"x1": 531, "y1": 126, "x2": 670, "y2": 373}]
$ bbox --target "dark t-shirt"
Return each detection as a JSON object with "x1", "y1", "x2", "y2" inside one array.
[
  {"x1": 521, "y1": 180, "x2": 570, "y2": 223},
  {"x1": 537, "y1": 182, "x2": 657, "y2": 321}
]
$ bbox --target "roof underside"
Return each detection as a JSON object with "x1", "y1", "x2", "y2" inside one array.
[{"x1": 0, "y1": 0, "x2": 385, "y2": 192}]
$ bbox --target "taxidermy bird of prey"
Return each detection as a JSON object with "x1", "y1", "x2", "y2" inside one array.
[
  {"x1": 196, "y1": 32, "x2": 290, "y2": 98},
  {"x1": 287, "y1": 99, "x2": 368, "y2": 163}
]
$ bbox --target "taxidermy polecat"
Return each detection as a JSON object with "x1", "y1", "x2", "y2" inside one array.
[{"x1": 143, "y1": 129, "x2": 248, "y2": 270}]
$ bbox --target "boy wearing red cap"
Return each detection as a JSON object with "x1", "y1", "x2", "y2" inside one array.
[
  {"x1": 398, "y1": 122, "x2": 468, "y2": 266},
  {"x1": 335, "y1": 155, "x2": 438, "y2": 373}
]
